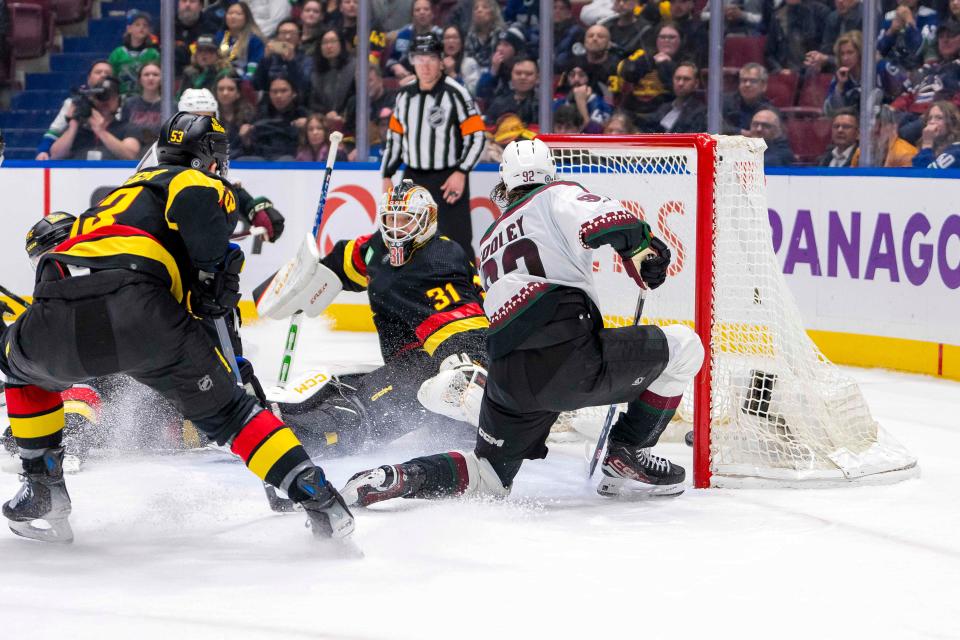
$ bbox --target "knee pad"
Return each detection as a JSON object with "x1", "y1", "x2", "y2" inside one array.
[{"x1": 646, "y1": 324, "x2": 705, "y2": 398}]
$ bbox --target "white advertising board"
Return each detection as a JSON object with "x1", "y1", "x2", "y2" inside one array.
[{"x1": 1, "y1": 164, "x2": 957, "y2": 348}]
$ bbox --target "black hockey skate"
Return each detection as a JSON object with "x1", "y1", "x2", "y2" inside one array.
[
  {"x1": 340, "y1": 464, "x2": 425, "y2": 507},
  {"x1": 598, "y1": 441, "x2": 686, "y2": 498},
  {"x1": 2, "y1": 448, "x2": 74, "y2": 544},
  {"x1": 294, "y1": 468, "x2": 355, "y2": 539}
]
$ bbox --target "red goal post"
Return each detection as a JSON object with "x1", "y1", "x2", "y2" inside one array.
[{"x1": 539, "y1": 134, "x2": 918, "y2": 488}]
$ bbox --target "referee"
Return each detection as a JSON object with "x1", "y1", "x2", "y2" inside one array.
[{"x1": 381, "y1": 33, "x2": 485, "y2": 257}]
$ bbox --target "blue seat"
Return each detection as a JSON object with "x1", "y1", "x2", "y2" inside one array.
[
  {"x1": 50, "y1": 52, "x2": 105, "y2": 77},
  {"x1": 0, "y1": 109, "x2": 60, "y2": 130},
  {"x1": 11, "y1": 91, "x2": 65, "y2": 111},
  {"x1": 6, "y1": 147, "x2": 42, "y2": 160},
  {"x1": 87, "y1": 18, "x2": 126, "y2": 43},
  {"x1": 26, "y1": 73, "x2": 71, "y2": 91},
  {"x1": 2, "y1": 129, "x2": 47, "y2": 148},
  {"x1": 63, "y1": 37, "x2": 102, "y2": 53}
]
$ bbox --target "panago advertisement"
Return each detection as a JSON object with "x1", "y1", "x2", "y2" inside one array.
[{"x1": 0, "y1": 162, "x2": 957, "y2": 378}]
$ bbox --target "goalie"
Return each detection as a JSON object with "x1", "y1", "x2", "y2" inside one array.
[{"x1": 259, "y1": 180, "x2": 489, "y2": 456}]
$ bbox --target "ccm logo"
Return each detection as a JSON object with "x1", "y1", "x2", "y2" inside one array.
[
  {"x1": 309, "y1": 283, "x2": 329, "y2": 305},
  {"x1": 293, "y1": 372, "x2": 328, "y2": 394}
]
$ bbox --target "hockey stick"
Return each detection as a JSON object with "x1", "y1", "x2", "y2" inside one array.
[
  {"x1": 213, "y1": 314, "x2": 297, "y2": 513},
  {"x1": 0, "y1": 284, "x2": 30, "y2": 309},
  {"x1": 255, "y1": 133, "x2": 343, "y2": 514},
  {"x1": 272, "y1": 131, "x2": 342, "y2": 389},
  {"x1": 230, "y1": 226, "x2": 268, "y2": 242},
  {"x1": 587, "y1": 287, "x2": 648, "y2": 478}
]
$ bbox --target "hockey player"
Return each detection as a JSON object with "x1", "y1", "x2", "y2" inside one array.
[
  {"x1": 341, "y1": 138, "x2": 705, "y2": 506},
  {"x1": 137, "y1": 88, "x2": 286, "y2": 244},
  {"x1": 273, "y1": 180, "x2": 489, "y2": 456},
  {"x1": 0, "y1": 112, "x2": 353, "y2": 543}
]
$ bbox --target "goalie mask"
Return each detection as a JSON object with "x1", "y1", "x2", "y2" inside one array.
[
  {"x1": 25, "y1": 212, "x2": 76, "y2": 270},
  {"x1": 378, "y1": 180, "x2": 438, "y2": 267}
]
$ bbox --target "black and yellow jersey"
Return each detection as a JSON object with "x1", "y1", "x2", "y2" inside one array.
[
  {"x1": 321, "y1": 233, "x2": 488, "y2": 364},
  {"x1": 44, "y1": 165, "x2": 239, "y2": 304}
]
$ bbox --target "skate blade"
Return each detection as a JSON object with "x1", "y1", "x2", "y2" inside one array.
[
  {"x1": 8, "y1": 517, "x2": 74, "y2": 544},
  {"x1": 597, "y1": 477, "x2": 685, "y2": 499},
  {"x1": 63, "y1": 455, "x2": 82, "y2": 474}
]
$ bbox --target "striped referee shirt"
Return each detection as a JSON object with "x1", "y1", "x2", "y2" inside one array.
[{"x1": 381, "y1": 76, "x2": 486, "y2": 177}]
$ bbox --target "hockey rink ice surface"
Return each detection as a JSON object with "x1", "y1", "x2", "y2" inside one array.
[{"x1": 1, "y1": 316, "x2": 958, "y2": 640}]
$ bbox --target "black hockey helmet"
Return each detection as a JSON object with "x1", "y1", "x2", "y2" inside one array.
[
  {"x1": 156, "y1": 111, "x2": 229, "y2": 178},
  {"x1": 25, "y1": 212, "x2": 76, "y2": 269},
  {"x1": 410, "y1": 33, "x2": 442, "y2": 57}
]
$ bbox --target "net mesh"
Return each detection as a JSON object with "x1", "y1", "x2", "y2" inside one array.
[{"x1": 545, "y1": 135, "x2": 917, "y2": 486}]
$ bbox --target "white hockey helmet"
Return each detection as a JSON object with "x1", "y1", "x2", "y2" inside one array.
[
  {"x1": 178, "y1": 88, "x2": 219, "y2": 117},
  {"x1": 378, "y1": 180, "x2": 438, "y2": 267},
  {"x1": 499, "y1": 138, "x2": 556, "y2": 192}
]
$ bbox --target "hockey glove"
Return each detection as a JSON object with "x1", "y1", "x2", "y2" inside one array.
[
  {"x1": 247, "y1": 197, "x2": 285, "y2": 242},
  {"x1": 621, "y1": 236, "x2": 671, "y2": 290},
  {"x1": 188, "y1": 246, "x2": 245, "y2": 319}
]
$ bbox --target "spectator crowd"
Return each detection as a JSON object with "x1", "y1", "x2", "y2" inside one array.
[{"x1": 28, "y1": 0, "x2": 960, "y2": 169}]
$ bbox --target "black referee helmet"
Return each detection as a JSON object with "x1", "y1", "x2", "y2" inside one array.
[{"x1": 410, "y1": 32, "x2": 442, "y2": 57}]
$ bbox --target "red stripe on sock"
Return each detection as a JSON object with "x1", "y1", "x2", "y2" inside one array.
[
  {"x1": 61, "y1": 385, "x2": 102, "y2": 411},
  {"x1": 447, "y1": 452, "x2": 470, "y2": 495},
  {"x1": 639, "y1": 390, "x2": 682, "y2": 411},
  {"x1": 5, "y1": 385, "x2": 64, "y2": 416},
  {"x1": 231, "y1": 411, "x2": 283, "y2": 462}
]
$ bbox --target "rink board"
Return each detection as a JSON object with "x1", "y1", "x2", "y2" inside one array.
[{"x1": 0, "y1": 161, "x2": 958, "y2": 379}]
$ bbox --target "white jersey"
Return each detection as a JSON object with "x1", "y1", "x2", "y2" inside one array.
[{"x1": 478, "y1": 181, "x2": 641, "y2": 332}]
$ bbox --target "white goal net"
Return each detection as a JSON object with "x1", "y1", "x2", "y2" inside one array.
[{"x1": 541, "y1": 134, "x2": 918, "y2": 488}]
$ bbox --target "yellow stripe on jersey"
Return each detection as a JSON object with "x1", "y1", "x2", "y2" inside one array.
[
  {"x1": 54, "y1": 235, "x2": 184, "y2": 303},
  {"x1": 164, "y1": 169, "x2": 228, "y2": 230},
  {"x1": 342, "y1": 239, "x2": 367, "y2": 287},
  {"x1": 422, "y1": 316, "x2": 490, "y2": 356},
  {"x1": 247, "y1": 428, "x2": 302, "y2": 481},
  {"x1": 10, "y1": 407, "x2": 64, "y2": 440}
]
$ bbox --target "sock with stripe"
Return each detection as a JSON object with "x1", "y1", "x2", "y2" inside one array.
[
  {"x1": 611, "y1": 389, "x2": 682, "y2": 448},
  {"x1": 6, "y1": 384, "x2": 65, "y2": 455},
  {"x1": 230, "y1": 409, "x2": 318, "y2": 501}
]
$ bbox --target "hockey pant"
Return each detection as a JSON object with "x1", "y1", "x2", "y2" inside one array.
[
  {"x1": 0, "y1": 270, "x2": 316, "y2": 499},
  {"x1": 281, "y1": 349, "x2": 473, "y2": 457},
  {"x1": 375, "y1": 320, "x2": 701, "y2": 500},
  {"x1": 472, "y1": 313, "x2": 703, "y2": 488}
]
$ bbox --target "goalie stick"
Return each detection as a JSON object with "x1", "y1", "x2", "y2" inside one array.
[
  {"x1": 254, "y1": 131, "x2": 343, "y2": 389},
  {"x1": 253, "y1": 132, "x2": 343, "y2": 513},
  {"x1": 587, "y1": 287, "x2": 648, "y2": 478}
]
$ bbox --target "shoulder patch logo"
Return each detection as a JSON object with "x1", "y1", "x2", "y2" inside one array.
[{"x1": 210, "y1": 118, "x2": 226, "y2": 134}]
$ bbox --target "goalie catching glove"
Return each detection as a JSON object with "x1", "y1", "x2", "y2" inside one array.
[
  {"x1": 621, "y1": 236, "x2": 671, "y2": 290},
  {"x1": 417, "y1": 354, "x2": 487, "y2": 427},
  {"x1": 188, "y1": 245, "x2": 244, "y2": 318}
]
